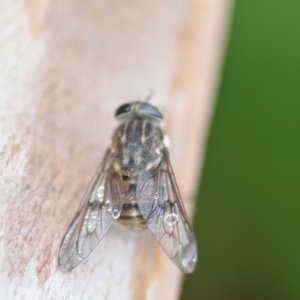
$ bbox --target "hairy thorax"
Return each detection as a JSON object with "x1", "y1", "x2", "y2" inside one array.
[{"x1": 110, "y1": 119, "x2": 164, "y2": 178}]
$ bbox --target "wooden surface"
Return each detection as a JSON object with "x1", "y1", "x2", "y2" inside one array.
[{"x1": 0, "y1": 0, "x2": 233, "y2": 299}]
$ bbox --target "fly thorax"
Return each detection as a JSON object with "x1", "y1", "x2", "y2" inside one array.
[{"x1": 111, "y1": 119, "x2": 164, "y2": 175}]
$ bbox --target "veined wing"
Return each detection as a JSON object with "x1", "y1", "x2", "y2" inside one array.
[
  {"x1": 58, "y1": 150, "x2": 124, "y2": 272},
  {"x1": 136, "y1": 148, "x2": 198, "y2": 273}
]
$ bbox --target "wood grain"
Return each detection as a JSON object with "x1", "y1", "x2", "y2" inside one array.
[{"x1": 0, "y1": 0, "x2": 233, "y2": 299}]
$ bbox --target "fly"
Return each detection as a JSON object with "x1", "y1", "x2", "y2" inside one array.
[{"x1": 58, "y1": 101, "x2": 198, "y2": 273}]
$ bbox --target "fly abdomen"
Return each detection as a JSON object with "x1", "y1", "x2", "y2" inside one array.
[{"x1": 116, "y1": 203, "x2": 147, "y2": 231}]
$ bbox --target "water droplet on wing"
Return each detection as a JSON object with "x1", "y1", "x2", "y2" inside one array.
[
  {"x1": 97, "y1": 186, "x2": 105, "y2": 202},
  {"x1": 112, "y1": 209, "x2": 119, "y2": 219},
  {"x1": 164, "y1": 213, "x2": 179, "y2": 225}
]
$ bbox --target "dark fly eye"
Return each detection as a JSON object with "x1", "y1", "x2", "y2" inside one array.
[
  {"x1": 115, "y1": 101, "x2": 164, "y2": 122},
  {"x1": 115, "y1": 103, "x2": 133, "y2": 117},
  {"x1": 137, "y1": 103, "x2": 163, "y2": 120}
]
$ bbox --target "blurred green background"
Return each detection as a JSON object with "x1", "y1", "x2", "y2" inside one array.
[{"x1": 181, "y1": 0, "x2": 300, "y2": 299}]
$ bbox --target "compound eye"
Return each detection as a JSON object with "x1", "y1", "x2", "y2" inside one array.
[
  {"x1": 115, "y1": 103, "x2": 133, "y2": 118},
  {"x1": 138, "y1": 103, "x2": 163, "y2": 120}
]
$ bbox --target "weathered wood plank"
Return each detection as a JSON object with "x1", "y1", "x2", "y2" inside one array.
[{"x1": 0, "y1": 0, "x2": 233, "y2": 299}]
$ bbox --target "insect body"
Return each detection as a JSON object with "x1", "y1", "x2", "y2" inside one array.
[{"x1": 58, "y1": 101, "x2": 198, "y2": 273}]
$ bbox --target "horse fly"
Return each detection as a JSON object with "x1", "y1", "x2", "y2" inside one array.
[{"x1": 58, "y1": 101, "x2": 198, "y2": 273}]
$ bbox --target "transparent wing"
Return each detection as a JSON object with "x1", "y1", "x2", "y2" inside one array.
[
  {"x1": 58, "y1": 150, "x2": 124, "y2": 272},
  {"x1": 136, "y1": 148, "x2": 198, "y2": 273}
]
